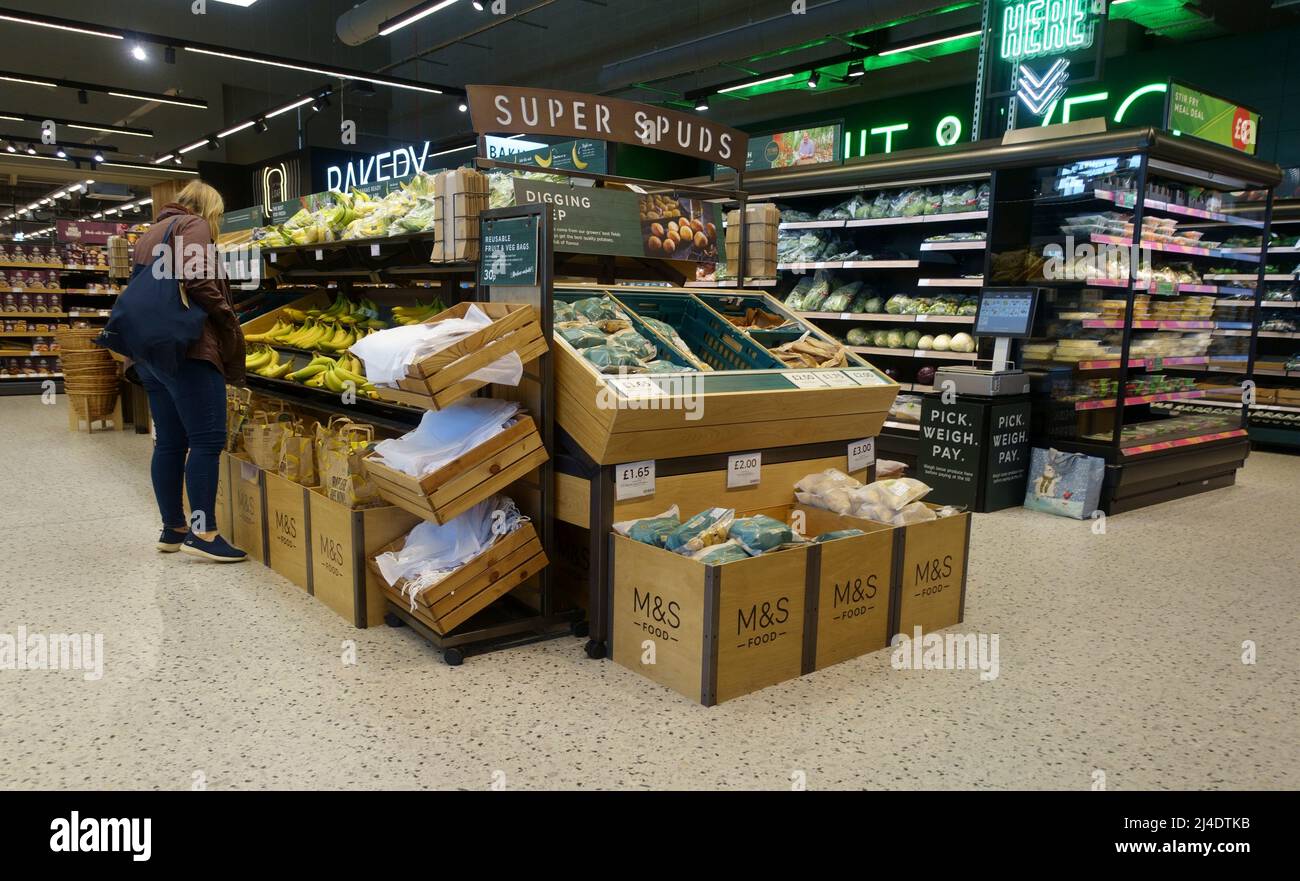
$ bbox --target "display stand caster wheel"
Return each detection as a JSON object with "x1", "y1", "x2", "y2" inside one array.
[
  {"x1": 570, "y1": 619, "x2": 589, "y2": 639},
  {"x1": 584, "y1": 639, "x2": 606, "y2": 660},
  {"x1": 443, "y1": 648, "x2": 465, "y2": 667},
  {"x1": 384, "y1": 612, "x2": 406, "y2": 628}
]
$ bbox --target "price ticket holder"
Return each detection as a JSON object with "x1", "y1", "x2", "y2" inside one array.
[
  {"x1": 934, "y1": 287, "x2": 1042, "y2": 397},
  {"x1": 921, "y1": 288, "x2": 1040, "y2": 512}
]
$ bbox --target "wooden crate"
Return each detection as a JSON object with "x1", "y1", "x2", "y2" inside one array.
[
  {"x1": 554, "y1": 284, "x2": 898, "y2": 464},
  {"x1": 370, "y1": 522, "x2": 548, "y2": 636},
  {"x1": 215, "y1": 451, "x2": 233, "y2": 538},
  {"x1": 611, "y1": 534, "x2": 808, "y2": 706},
  {"x1": 362, "y1": 416, "x2": 549, "y2": 525},
  {"x1": 889, "y1": 505, "x2": 972, "y2": 639},
  {"x1": 307, "y1": 488, "x2": 421, "y2": 628},
  {"x1": 784, "y1": 507, "x2": 896, "y2": 672},
  {"x1": 374, "y1": 302, "x2": 548, "y2": 410},
  {"x1": 263, "y1": 471, "x2": 312, "y2": 592},
  {"x1": 230, "y1": 454, "x2": 268, "y2": 563}
]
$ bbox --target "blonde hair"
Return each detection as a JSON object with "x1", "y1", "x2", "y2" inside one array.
[{"x1": 175, "y1": 180, "x2": 225, "y2": 237}]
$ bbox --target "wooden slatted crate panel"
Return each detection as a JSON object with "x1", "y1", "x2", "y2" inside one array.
[
  {"x1": 361, "y1": 417, "x2": 548, "y2": 525},
  {"x1": 369, "y1": 522, "x2": 549, "y2": 636}
]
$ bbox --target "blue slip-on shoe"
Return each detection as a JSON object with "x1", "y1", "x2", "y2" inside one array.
[
  {"x1": 181, "y1": 533, "x2": 248, "y2": 563},
  {"x1": 157, "y1": 529, "x2": 188, "y2": 553}
]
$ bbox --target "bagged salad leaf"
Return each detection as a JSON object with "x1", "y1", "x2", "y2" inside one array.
[
  {"x1": 730, "y1": 515, "x2": 795, "y2": 556},
  {"x1": 923, "y1": 188, "x2": 944, "y2": 215},
  {"x1": 665, "y1": 507, "x2": 735, "y2": 555},
  {"x1": 822, "y1": 280, "x2": 864, "y2": 312},
  {"x1": 798, "y1": 269, "x2": 835, "y2": 312},
  {"x1": 639, "y1": 316, "x2": 711, "y2": 370},
  {"x1": 943, "y1": 183, "x2": 979, "y2": 213},
  {"x1": 644, "y1": 359, "x2": 688, "y2": 373},
  {"x1": 784, "y1": 276, "x2": 816, "y2": 310},
  {"x1": 885, "y1": 294, "x2": 912, "y2": 314},
  {"x1": 893, "y1": 188, "x2": 927, "y2": 217},
  {"x1": 554, "y1": 301, "x2": 577, "y2": 323},
  {"x1": 613, "y1": 505, "x2": 681, "y2": 548}
]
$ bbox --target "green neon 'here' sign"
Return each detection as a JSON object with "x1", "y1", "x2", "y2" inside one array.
[{"x1": 1000, "y1": 0, "x2": 1097, "y2": 61}]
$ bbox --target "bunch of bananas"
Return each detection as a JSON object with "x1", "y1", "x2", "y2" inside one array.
[
  {"x1": 245, "y1": 294, "x2": 388, "y2": 352},
  {"x1": 287, "y1": 353, "x2": 379, "y2": 398},
  {"x1": 391, "y1": 298, "x2": 447, "y2": 326},
  {"x1": 260, "y1": 189, "x2": 379, "y2": 247},
  {"x1": 244, "y1": 345, "x2": 294, "y2": 380}
]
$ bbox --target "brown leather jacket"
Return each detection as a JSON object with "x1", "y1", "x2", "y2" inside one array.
[{"x1": 132, "y1": 204, "x2": 246, "y2": 384}]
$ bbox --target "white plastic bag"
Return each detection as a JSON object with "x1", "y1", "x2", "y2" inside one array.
[
  {"x1": 371, "y1": 398, "x2": 520, "y2": 477},
  {"x1": 374, "y1": 495, "x2": 527, "y2": 610},
  {"x1": 350, "y1": 304, "x2": 524, "y2": 387}
]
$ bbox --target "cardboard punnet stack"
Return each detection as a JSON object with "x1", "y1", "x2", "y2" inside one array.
[
  {"x1": 431, "y1": 168, "x2": 488, "y2": 263},
  {"x1": 725, "y1": 203, "x2": 779, "y2": 278}
]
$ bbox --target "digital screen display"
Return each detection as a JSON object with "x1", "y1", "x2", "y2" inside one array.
[{"x1": 975, "y1": 288, "x2": 1039, "y2": 338}]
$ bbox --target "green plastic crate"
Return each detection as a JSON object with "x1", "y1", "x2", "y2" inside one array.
[{"x1": 607, "y1": 290, "x2": 784, "y2": 372}]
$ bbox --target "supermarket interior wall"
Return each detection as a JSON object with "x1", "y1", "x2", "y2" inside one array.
[{"x1": 726, "y1": 22, "x2": 1300, "y2": 170}]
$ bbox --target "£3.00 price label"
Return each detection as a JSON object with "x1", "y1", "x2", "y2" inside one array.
[
  {"x1": 727, "y1": 452, "x2": 761, "y2": 488},
  {"x1": 847, "y1": 437, "x2": 876, "y2": 473},
  {"x1": 608, "y1": 375, "x2": 664, "y2": 398},
  {"x1": 785, "y1": 371, "x2": 828, "y2": 390},
  {"x1": 616, "y1": 460, "x2": 655, "y2": 501}
]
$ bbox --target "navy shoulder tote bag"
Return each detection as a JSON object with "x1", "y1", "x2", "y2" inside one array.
[{"x1": 96, "y1": 218, "x2": 208, "y2": 376}]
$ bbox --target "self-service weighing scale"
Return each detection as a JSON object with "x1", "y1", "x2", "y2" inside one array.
[
  {"x1": 934, "y1": 287, "x2": 1042, "y2": 397},
  {"x1": 920, "y1": 288, "x2": 1041, "y2": 512}
]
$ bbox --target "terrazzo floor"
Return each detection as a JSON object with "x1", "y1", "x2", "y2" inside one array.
[{"x1": 1, "y1": 395, "x2": 1297, "y2": 790}]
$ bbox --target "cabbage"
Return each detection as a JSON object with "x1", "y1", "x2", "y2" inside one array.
[
  {"x1": 846, "y1": 327, "x2": 872, "y2": 346},
  {"x1": 886, "y1": 330, "x2": 905, "y2": 348},
  {"x1": 884, "y1": 294, "x2": 911, "y2": 315},
  {"x1": 949, "y1": 332, "x2": 975, "y2": 353},
  {"x1": 872, "y1": 329, "x2": 891, "y2": 347},
  {"x1": 932, "y1": 334, "x2": 952, "y2": 352},
  {"x1": 903, "y1": 330, "x2": 922, "y2": 349},
  {"x1": 858, "y1": 296, "x2": 884, "y2": 314},
  {"x1": 917, "y1": 335, "x2": 935, "y2": 351}
]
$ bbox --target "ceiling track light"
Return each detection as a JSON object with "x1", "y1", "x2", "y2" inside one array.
[
  {"x1": 694, "y1": 97, "x2": 709, "y2": 112},
  {"x1": 207, "y1": 137, "x2": 221, "y2": 151},
  {"x1": 378, "y1": 0, "x2": 462, "y2": 37},
  {"x1": 457, "y1": 101, "x2": 468, "y2": 113},
  {"x1": 312, "y1": 93, "x2": 331, "y2": 112},
  {"x1": 473, "y1": 1, "x2": 485, "y2": 10},
  {"x1": 847, "y1": 59, "x2": 865, "y2": 78},
  {"x1": 806, "y1": 71, "x2": 820, "y2": 89},
  {"x1": 93, "y1": 150, "x2": 105, "y2": 163},
  {"x1": 253, "y1": 118, "x2": 268, "y2": 133},
  {"x1": 0, "y1": 68, "x2": 208, "y2": 108},
  {"x1": 131, "y1": 44, "x2": 148, "y2": 61}
]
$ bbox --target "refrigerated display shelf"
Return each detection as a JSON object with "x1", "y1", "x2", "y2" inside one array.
[
  {"x1": 1073, "y1": 390, "x2": 1207, "y2": 411},
  {"x1": 847, "y1": 345, "x2": 977, "y2": 361},
  {"x1": 917, "y1": 277, "x2": 983, "y2": 288},
  {"x1": 1092, "y1": 189, "x2": 1267, "y2": 229},
  {"x1": 1090, "y1": 234, "x2": 1261, "y2": 262},
  {"x1": 843, "y1": 210, "x2": 988, "y2": 228},
  {"x1": 796, "y1": 311, "x2": 973, "y2": 324}
]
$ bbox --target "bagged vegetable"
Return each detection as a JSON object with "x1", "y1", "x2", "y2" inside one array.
[
  {"x1": 609, "y1": 329, "x2": 658, "y2": 360},
  {"x1": 572, "y1": 296, "x2": 623, "y2": 322},
  {"x1": 798, "y1": 270, "x2": 835, "y2": 312},
  {"x1": 665, "y1": 507, "x2": 735, "y2": 555},
  {"x1": 560, "y1": 325, "x2": 610, "y2": 349},
  {"x1": 583, "y1": 345, "x2": 645, "y2": 373},
  {"x1": 858, "y1": 477, "x2": 931, "y2": 512},
  {"x1": 729, "y1": 515, "x2": 794, "y2": 556},
  {"x1": 822, "y1": 280, "x2": 864, "y2": 312},
  {"x1": 613, "y1": 505, "x2": 681, "y2": 548},
  {"x1": 691, "y1": 540, "x2": 750, "y2": 565},
  {"x1": 815, "y1": 529, "x2": 865, "y2": 542},
  {"x1": 554, "y1": 301, "x2": 577, "y2": 323},
  {"x1": 893, "y1": 501, "x2": 938, "y2": 525},
  {"x1": 644, "y1": 359, "x2": 688, "y2": 373}
]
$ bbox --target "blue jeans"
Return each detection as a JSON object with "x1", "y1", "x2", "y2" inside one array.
[{"x1": 134, "y1": 359, "x2": 227, "y2": 532}]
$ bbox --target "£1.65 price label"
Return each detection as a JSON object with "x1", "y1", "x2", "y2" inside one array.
[
  {"x1": 727, "y1": 452, "x2": 761, "y2": 488},
  {"x1": 847, "y1": 437, "x2": 876, "y2": 473},
  {"x1": 616, "y1": 459, "x2": 655, "y2": 501}
]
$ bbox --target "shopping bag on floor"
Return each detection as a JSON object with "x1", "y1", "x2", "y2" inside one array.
[
  {"x1": 243, "y1": 409, "x2": 290, "y2": 470},
  {"x1": 277, "y1": 420, "x2": 318, "y2": 486},
  {"x1": 320, "y1": 422, "x2": 382, "y2": 507},
  {"x1": 1023, "y1": 447, "x2": 1105, "y2": 519}
]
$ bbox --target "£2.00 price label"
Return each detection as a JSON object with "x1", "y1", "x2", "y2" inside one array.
[
  {"x1": 847, "y1": 437, "x2": 876, "y2": 473},
  {"x1": 616, "y1": 459, "x2": 655, "y2": 501},
  {"x1": 727, "y1": 452, "x2": 761, "y2": 488}
]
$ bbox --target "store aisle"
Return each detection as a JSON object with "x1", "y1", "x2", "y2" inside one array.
[{"x1": 1, "y1": 396, "x2": 1296, "y2": 790}]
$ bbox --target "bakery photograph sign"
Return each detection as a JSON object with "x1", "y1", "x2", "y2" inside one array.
[{"x1": 467, "y1": 85, "x2": 749, "y2": 171}]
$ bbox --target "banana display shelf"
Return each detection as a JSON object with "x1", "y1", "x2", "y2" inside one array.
[{"x1": 238, "y1": 289, "x2": 445, "y2": 423}]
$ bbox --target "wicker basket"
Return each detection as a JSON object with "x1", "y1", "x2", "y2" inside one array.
[
  {"x1": 59, "y1": 350, "x2": 114, "y2": 369},
  {"x1": 55, "y1": 328, "x2": 104, "y2": 352},
  {"x1": 68, "y1": 391, "x2": 119, "y2": 422}
]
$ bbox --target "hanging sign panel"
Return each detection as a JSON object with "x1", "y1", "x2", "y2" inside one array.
[
  {"x1": 479, "y1": 215, "x2": 540, "y2": 287},
  {"x1": 1166, "y1": 81, "x2": 1260, "y2": 156},
  {"x1": 511, "y1": 179, "x2": 720, "y2": 263},
  {"x1": 466, "y1": 85, "x2": 749, "y2": 171}
]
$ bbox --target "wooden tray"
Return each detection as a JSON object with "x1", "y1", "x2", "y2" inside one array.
[
  {"x1": 361, "y1": 416, "x2": 549, "y2": 525},
  {"x1": 369, "y1": 521, "x2": 548, "y2": 635},
  {"x1": 376, "y1": 302, "x2": 547, "y2": 411}
]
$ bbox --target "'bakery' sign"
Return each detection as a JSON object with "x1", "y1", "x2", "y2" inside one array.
[{"x1": 466, "y1": 86, "x2": 749, "y2": 171}]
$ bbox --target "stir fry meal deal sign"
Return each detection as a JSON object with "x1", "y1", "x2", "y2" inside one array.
[{"x1": 466, "y1": 85, "x2": 749, "y2": 170}]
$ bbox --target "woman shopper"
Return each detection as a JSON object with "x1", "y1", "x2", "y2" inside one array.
[{"x1": 131, "y1": 181, "x2": 247, "y2": 562}]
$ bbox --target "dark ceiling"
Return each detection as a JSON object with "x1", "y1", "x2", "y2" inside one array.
[{"x1": 0, "y1": 0, "x2": 1295, "y2": 237}]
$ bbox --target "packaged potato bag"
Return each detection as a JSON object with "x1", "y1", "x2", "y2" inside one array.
[
  {"x1": 893, "y1": 501, "x2": 938, "y2": 525},
  {"x1": 690, "y1": 540, "x2": 750, "y2": 565},
  {"x1": 729, "y1": 515, "x2": 794, "y2": 556},
  {"x1": 665, "y1": 507, "x2": 735, "y2": 555},
  {"x1": 613, "y1": 506, "x2": 681, "y2": 548},
  {"x1": 874, "y1": 477, "x2": 931, "y2": 512}
]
